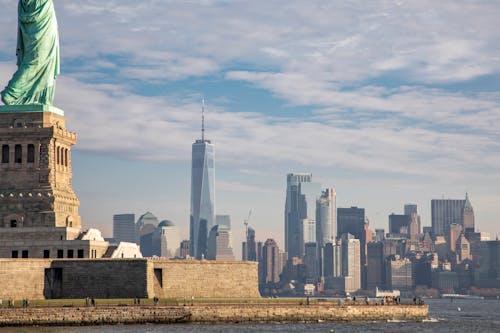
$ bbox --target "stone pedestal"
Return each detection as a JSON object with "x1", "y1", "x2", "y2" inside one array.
[{"x1": 0, "y1": 104, "x2": 86, "y2": 258}]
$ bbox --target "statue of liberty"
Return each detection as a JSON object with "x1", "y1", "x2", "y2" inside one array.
[{"x1": 1, "y1": 0, "x2": 60, "y2": 106}]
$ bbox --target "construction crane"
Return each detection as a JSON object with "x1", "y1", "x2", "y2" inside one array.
[{"x1": 244, "y1": 209, "x2": 252, "y2": 239}]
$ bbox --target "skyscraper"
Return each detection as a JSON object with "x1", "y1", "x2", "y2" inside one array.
[
  {"x1": 137, "y1": 212, "x2": 159, "y2": 257},
  {"x1": 337, "y1": 207, "x2": 367, "y2": 289},
  {"x1": 190, "y1": 102, "x2": 215, "y2": 259},
  {"x1": 431, "y1": 197, "x2": 466, "y2": 238},
  {"x1": 152, "y1": 220, "x2": 180, "y2": 259},
  {"x1": 341, "y1": 233, "x2": 361, "y2": 292},
  {"x1": 261, "y1": 238, "x2": 280, "y2": 284},
  {"x1": 316, "y1": 188, "x2": 336, "y2": 281},
  {"x1": 367, "y1": 241, "x2": 385, "y2": 291},
  {"x1": 404, "y1": 203, "x2": 421, "y2": 234},
  {"x1": 284, "y1": 173, "x2": 320, "y2": 258},
  {"x1": 462, "y1": 193, "x2": 475, "y2": 233},
  {"x1": 113, "y1": 214, "x2": 136, "y2": 243},
  {"x1": 207, "y1": 224, "x2": 235, "y2": 260},
  {"x1": 388, "y1": 214, "x2": 411, "y2": 236},
  {"x1": 242, "y1": 226, "x2": 258, "y2": 261},
  {"x1": 316, "y1": 188, "x2": 337, "y2": 248}
]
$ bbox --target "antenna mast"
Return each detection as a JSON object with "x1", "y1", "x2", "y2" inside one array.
[
  {"x1": 201, "y1": 98, "x2": 205, "y2": 141},
  {"x1": 244, "y1": 209, "x2": 252, "y2": 239}
]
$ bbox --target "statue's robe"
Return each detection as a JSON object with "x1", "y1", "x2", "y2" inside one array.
[{"x1": 1, "y1": 0, "x2": 60, "y2": 105}]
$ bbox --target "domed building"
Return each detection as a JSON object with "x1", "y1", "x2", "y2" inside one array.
[{"x1": 152, "y1": 219, "x2": 180, "y2": 259}]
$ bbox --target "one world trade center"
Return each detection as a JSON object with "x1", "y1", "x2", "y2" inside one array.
[{"x1": 190, "y1": 101, "x2": 215, "y2": 259}]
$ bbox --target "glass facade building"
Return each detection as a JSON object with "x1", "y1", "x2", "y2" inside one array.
[
  {"x1": 284, "y1": 173, "x2": 320, "y2": 258},
  {"x1": 190, "y1": 139, "x2": 215, "y2": 259},
  {"x1": 113, "y1": 214, "x2": 136, "y2": 244}
]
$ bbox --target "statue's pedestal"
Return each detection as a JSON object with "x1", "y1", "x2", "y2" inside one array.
[
  {"x1": 0, "y1": 104, "x2": 66, "y2": 128},
  {"x1": 0, "y1": 102, "x2": 81, "y2": 259},
  {"x1": 0, "y1": 104, "x2": 64, "y2": 116}
]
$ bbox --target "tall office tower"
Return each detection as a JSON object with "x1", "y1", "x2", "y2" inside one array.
[
  {"x1": 216, "y1": 215, "x2": 231, "y2": 228},
  {"x1": 323, "y1": 242, "x2": 342, "y2": 279},
  {"x1": 279, "y1": 251, "x2": 288, "y2": 276},
  {"x1": 337, "y1": 207, "x2": 367, "y2": 289},
  {"x1": 152, "y1": 220, "x2": 180, "y2": 259},
  {"x1": 404, "y1": 204, "x2": 421, "y2": 233},
  {"x1": 367, "y1": 241, "x2": 385, "y2": 291},
  {"x1": 136, "y1": 212, "x2": 159, "y2": 244},
  {"x1": 411, "y1": 252, "x2": 435, "y2": 288},
  {"x1": 431, "y1": 198, "x2": 466, "y2": 238},
  {"x1": 207, "y1": 225, "x2": 235, "y2": 260},
  {"x1": 301, "y1": 218, "x2": 316, "y2": 247},
  {"x1": 179, "y1": 240, "x2": 190, "y2": 259},
  {"x1": 455, "y1": 233, "x2": 471, "y2": 264},
  {"x1": 261, "y1": 238, "x2": 280, "y2": 284},
  {"x1": 316, "y1": 188, "x2": 337, "y2": 248},
  {"x1": 137, "y1": 212, "x2": 159, "y2": 257},
  {"x1": 284, "y1": 173, "x2": 320, "y2": 258},
  {"x1": 408, "y1": 214, "x2": 420, "y2": 242},
  {"x1": 475, "y1": 239, "x2": 500, "y2": 288},
  {"x1": 316, "y1": 188, "x2": 336, "y2": 279},
  {"x1": 242, "y1": 226, "x2": 258, "y2": 261},
  {"x1": 190, "y1": 102, "x2": 215, "y2": 259},
  {"x1": 388, "y1": 214, "x2": 411, "y2": 236},
  {"x1": 386, "y1": 256, "x2": 414, "y2": 290},
  {"x1": 449, "y1": 223, "x2": 463, "y2": 254},
  {"x1": 113, "y1": 214, "x2": 136, "y2": 243},
  {"x1": 375, "y1": 229, "x2": 385, "y2": 242},
  {"x1": 341, "y1": 233, "x2": 361, "y2": 292},
  {"x1": 303, "y1": 242, "x2": 319, "y2": 281},
  {"x1": 467, "y1": 231, "x2": 490, "y2": 268},
  {"x1": 462, "y1": 193, "x2": 475, "y2": 234}
]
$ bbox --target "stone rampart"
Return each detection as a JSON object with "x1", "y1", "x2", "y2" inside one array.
[
  {"x1": 0, "y1": 259, "x2": 51, "y2": 300},
  {"x1": 188, "y1": 303, "x2": 429, "y2": 322},
  {"x1": 0, "y1": 306, "x2": 190, "y2": 327},
  {"x1": 147, "y1": 260, "x2": 260, "y2": 299},
  {"x1": 0, "y1": 304, "x2": 428, "y2": 327},
  {"x1": 0, "y1": 258, "x2": 260, "y2": 300}
]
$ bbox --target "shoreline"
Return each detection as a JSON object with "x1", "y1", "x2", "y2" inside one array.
[{"x1": 0, "y1": 303, "x2": 429, "y2": 327}]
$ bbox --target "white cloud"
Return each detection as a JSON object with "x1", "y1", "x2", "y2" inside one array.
[{"x1": 2, "y1": 1, "x2": 500, "y2": 236}]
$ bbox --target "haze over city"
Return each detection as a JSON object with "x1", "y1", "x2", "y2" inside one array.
[{"x1": 1, "y1": 0, "x2": 499, "y2": 258}]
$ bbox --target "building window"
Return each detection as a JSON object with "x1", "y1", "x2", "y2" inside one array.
[
  {"x1": 12, "y1": 250, "x2": 18, "y2": 258},
  {"x1": 15, "y1": 144, "x2": 22, "y2": 163},
  {"x1": 10, "y1": 220, "x2": 17, "y2": 228},
  {"x1": 43, "y1": 250, "x2": 50, "y2": 258},
  {"x1": 27, "y1": 144, "x2": 35, "y2": 163},
  {"x1": 77, "y1": 249, "x2": 84, "y2": 258},
  {"x1": 56, "y1": 146, "x2": 60, "y2": 165},
  {"x1": 22, "y1": 250, "x2": 28, "y2": 258},
  {"x1": 64, "y1": 149, "x2": 68, "y2": 167},
  {"x1": 1, "y1": 145, "x2": 8, "y2": 163},
  {"x1": 57, "y1": 249, "x2": 64, "y2": 258},
  {"x1": 67, "y1": 249, "x2": 74, "y2": 258}
]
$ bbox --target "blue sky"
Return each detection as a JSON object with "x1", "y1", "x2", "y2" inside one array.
[{"x1": 1, "y1": 0, "x2": 500, "y2": 257}]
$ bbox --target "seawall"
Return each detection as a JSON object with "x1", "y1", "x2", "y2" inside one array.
[{"x1": 0, "y1": 304, "x2": 428, "y2": 327}]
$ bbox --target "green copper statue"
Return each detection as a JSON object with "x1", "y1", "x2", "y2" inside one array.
[{"x1": 1, "y1": 0, "x2": 60, "y2": 106}]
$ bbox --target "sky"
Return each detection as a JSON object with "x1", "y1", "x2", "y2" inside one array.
[{"x1": 1, "y1": 0, "x2": 500, "y2": 258}]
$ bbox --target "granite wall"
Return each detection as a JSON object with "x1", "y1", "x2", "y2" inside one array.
[{"x1": 0, "y1": 258, "x2": 260, "y2": 300}]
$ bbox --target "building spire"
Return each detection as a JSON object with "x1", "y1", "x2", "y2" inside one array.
[
  {"x1": 464, "y1": 192, "x2": 473, "y2": 209},
  {"x1": 201, "y1": 98, "x2": 205, "y2": 141}
]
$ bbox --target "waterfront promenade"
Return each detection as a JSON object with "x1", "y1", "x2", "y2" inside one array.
[{"x1": 0, "y1": 299, "x2": 428, "y2": 327}]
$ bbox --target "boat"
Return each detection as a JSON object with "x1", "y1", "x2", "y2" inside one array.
[
  {"x1": 375, "y1": 287, "x2": 400, "y2": 298},
  {"x1": 441, "y1": 294, "x2": 484, "y2": 300}
]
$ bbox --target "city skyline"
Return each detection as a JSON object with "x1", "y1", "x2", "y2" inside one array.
[{"x1": 1, "y1": 1, "x2": 500, "y2": 258}]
